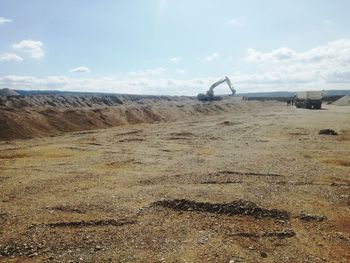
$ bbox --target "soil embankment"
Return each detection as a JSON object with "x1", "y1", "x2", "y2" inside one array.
[
  {"x1": 0, "y1": 94, "x2": 245, "y2": 140},
  {"x1": 332, "y1": 95, "x2": 350, "y2": 106}
]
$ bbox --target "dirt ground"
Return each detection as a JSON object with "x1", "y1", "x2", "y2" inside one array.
[{"x1": 0, "y1": 101, "x2": 349, "y2": 263}]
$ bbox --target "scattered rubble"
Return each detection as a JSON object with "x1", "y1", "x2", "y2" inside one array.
[
  {"x1": 200, "y1": 180, "x2": 243, "y2": 184},
  {"x1": 318, "y1": 129, "x2": 338, "y2": 135},
  {"x1": 49, "y1": 205, "x2": 84, "y2": 214},
  {"x1": 152, "y1": 199, "x2": 290, "y2": 219},
  {"x1": 212, "y1": 170, "x2": 282, "y2": 177},
  {"x1": 169, "y1": 132, "x2": 195, "y2": 137},
  {"x1": 115, "y1": 130, "x2": 142, "y2": 136},
  {"x1": 45, "y1": 219, "x2": 136, "y2": 228},
  {"x1": 232, "y1": 229, "x2": 296, "y2": 239},
  {"x1": 118, "y1": 138, "x2": 145, "y2": 143},
  {"x1": 299, "y1": 214, "x2": 327, "y2": 222},
  {"x1": 0, "y1": 243, "x2": 43, "y2": 257}
]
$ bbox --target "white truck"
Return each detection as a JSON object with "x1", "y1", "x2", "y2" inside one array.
[{"x1": 295, "y1": 91, "x2": 323, "y2": 109}]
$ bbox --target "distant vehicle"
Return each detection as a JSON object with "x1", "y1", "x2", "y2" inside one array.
[
  {"x1": 197, "y1": 76, "x2": 236, "y2": 102},
  {"x1": 295, "y1": 91, "x2": 323, "y2": 109}
]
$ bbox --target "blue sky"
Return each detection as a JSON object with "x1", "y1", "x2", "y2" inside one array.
[{"x1": 1, "y1": 0, "x2": 350, "y2": 95}]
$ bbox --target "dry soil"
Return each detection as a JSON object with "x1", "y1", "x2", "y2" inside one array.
[{"x1": 0, "y1": 99, "x2": 349, "y2": 263}]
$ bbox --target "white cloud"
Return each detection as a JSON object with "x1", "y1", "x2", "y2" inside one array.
[
  {"x1": 129, "y1": 67, "x2": 166, "y2": 77},
  {"x1": 12, "y1": 39, "x2": 45, "y2": 59},
  {"x1": 225, "y1": 18, "x2": 244, "y2": 28},
  {"x1": 246, "y1": 39, "x2": 350, "y2": 64},
  {"x1": 0, "y1": 71, "x2": 349, "y2": 96},
  {"x1": 1, "y1": 39, "x2": 350, "y2": 95},
  {"x1": 246, "y1": 47, "x2": 297, "y2": 62},
  {"x1": 0, "y1": 16, "x2": 12, "y2": 25},
  {"x1": 0, "y1": 75, "x2": 219, "y2": 95},
  {"x1": 69, "y1": 66, "x2": 91, "y2": 73},
  {"x1": 238, "y1": 39, "x2": 350, "y2": 91},
  {"x1": 171, "y1": 57, "x2": 181, "y2": 63},
  {"x1": 0, "y1": 53, "x2": 23, "y2": 62},
  {"x1": 176, "y1": 68, "x2": 185, "y2": 74},
  {"x1": 204, "y1": 52, "x2": 219, "y2": 61}
]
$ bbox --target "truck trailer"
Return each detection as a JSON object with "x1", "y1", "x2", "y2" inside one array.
[{"x1": 295, "y1": 91, "x2": 323, "y2": 109}]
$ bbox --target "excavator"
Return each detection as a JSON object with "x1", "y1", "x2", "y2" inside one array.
[{"x1": 197, "y1": 76, "x2": 236, "y2": 101}]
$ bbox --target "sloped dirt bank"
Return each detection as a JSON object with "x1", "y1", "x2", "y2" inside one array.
[{"x1": 0, "y1": 95, "x2": 248, "y2": 141}]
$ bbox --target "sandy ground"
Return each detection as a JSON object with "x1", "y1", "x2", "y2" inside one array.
[{"x1": 0, "y1": 101, "x2": 349, "y2": 263}]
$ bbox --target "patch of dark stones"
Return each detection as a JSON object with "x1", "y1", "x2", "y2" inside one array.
[
  {"x1": 200, "y1": 180, "x2": 243, "y2": 184},
  {"x1": 169, "y1": 132, "x2": 195, "y2": 137},
  {"x1": 232, "y1": 229, "x2": 296, "y2": 239},
  {"x1": 49, "y1": 206, "x2": 85, "y2": 214},
  {"x1": 118, "y1": 138, "x2": 145, "y2": 143},
  {"x1": 115, "y1": 130, "x2": 142, "y2": 136},
  {"x1": 46, "y1": 219, "x2": 136, "y2": 228},
  {"x1": 213, "y1": 171, "x2": 282, "y2": 177},
  {"x1": 0, "y1": 243, "x2": 45, "y2": 258},
  {"x1": 152, "y1": 199, "x2": 290, "y2": 220},
  {"x1": 299, "y1": 214, "x2": 327, "y2": 222},
  {"x1": 319, "y1": 129, "x2": 338, "y2": 135}
]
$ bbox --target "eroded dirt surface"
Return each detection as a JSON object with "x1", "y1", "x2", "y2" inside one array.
[{"x1": 0, "y1": 101, "x2": 349, "y2": 262}]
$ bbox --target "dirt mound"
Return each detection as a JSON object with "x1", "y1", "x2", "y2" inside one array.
[
  {"x1": 0, "y1": 95, "x2": 246, "y2": 141},
  {"x1": 0, "y1": 94, "x2": 189, "y2": 108},
  {"x1": 152, "y1": 199, "x2": 290, "y2": 219},
  {"x1": 0, "y1": 88, "x2": 19, "y2": 97},
  {"x1": 332, "y1": 95, "x2": 350, "y2": 106}
]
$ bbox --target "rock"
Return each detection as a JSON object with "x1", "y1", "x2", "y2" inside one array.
[
  {"x1": 260, "y1": 251, "x2": 268, "y2": 258},
  {"x1": 95, "y1": 245, "x2": 102, "y2": 251},
  {"x1": 29, "y1": 252, "x2": 38, "y2": 258}
]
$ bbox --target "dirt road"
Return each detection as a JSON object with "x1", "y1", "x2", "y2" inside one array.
[{"x1": 0, "y1": 102, "x2": 349, "y2": 262}]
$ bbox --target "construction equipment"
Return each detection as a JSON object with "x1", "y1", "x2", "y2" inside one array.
[
  {"x1": 197, "y1": 76, "x2": 236, "y2": 101},
  {"x1": 295, "y1": 91, "x2": 323, "y2": 109}
]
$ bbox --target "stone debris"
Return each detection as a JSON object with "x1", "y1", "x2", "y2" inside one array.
[
  {"x1": 232, "y1": 229, "x2": 296, "y2": 239},
  {"x1": 152, "y1": 199, "x2": 290, "y2": 219},
  {"x1": 318, "y1": 129, "x2": 338, "y2": 135},
  {"x1": 0, "y1": 243, "x2": 42, "y2": 257},
  {"x1": 46, "y1": 219, "x2": 136, "y2": 228},
  {"x1": 299, "y1": 214, "x2": 327, "y2": 222}
]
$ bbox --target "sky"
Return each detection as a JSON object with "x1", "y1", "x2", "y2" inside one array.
[{"x1": 0, "y1": 0, "x2": 350, "y2": 95}]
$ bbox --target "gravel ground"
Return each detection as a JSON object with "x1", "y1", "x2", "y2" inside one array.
[{"x1": 0, "y1": 101, "x2": 349, "y2": 262}]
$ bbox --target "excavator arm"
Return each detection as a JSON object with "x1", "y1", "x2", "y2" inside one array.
[{"x1": 207, "y1": 76, "x2": 236, "y2": 96}]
